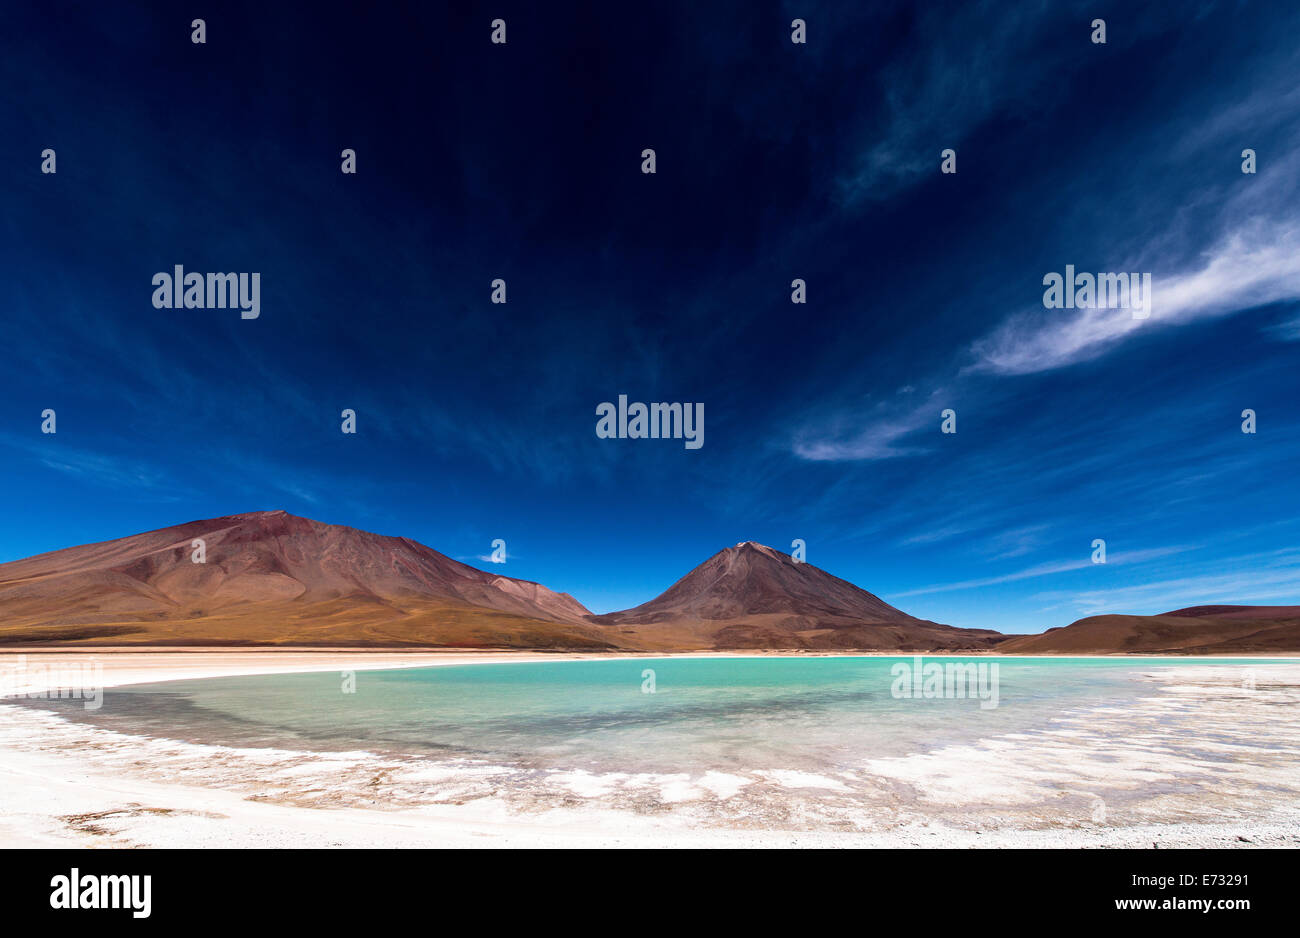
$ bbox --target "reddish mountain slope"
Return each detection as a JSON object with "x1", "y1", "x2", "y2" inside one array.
[
  {"x1": 588, "y1": 542, "x2": 1003, "y2": 651},
  {"x1": 25, "y1": 515, "x2": 1285, "y2": 654},
  {"x1": 0, "y1": 511, "x2": 614, "y2": 648},
  {"x1": 998, "y1": 605, "x2": 1300, "y2": 654}
]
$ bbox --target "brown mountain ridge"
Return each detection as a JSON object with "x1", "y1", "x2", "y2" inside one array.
[
  {"x1": 0, "y1": 511, "x2": 618, "y2": 649},
  {"x1": 2, "y1": 511, "x2": 1296, "y2": 653},
  {"x1": 997, "y1": 605, "x2": 1300, "y2": 654},
  {"x1": 0, "y1": 511, "x2": 998, "y2": 650},
  {"x1": 589, "y1": 541, "x2": 1002, "y2": 651}
]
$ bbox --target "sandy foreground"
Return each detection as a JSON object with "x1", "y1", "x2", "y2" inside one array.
[{"x1": 1, "y1": 648, "x2": 1298, "y2": 848}]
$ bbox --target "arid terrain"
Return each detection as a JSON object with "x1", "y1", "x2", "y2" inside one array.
[
  {"x1": 0, "y1": 512, "x2": 1000, "y2": 651},
  {"x1": 589, "y1": 540, "x2": 1001, "y2": 650},
  {"x1": 1, "y1": 511, "x2": 1297, "y2": 653},
  {"x1": 999, "y1": 605, "x2": 1300, "y2": 654},
  {"x1": 0, "y1": 511, "x2": 617, "y2": 649}
]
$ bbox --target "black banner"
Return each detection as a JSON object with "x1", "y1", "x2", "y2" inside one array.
[{"x1": 0, "y1": 848, "x2": 1280, "y2": 925}]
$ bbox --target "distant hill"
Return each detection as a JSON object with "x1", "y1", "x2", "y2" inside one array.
[
  {"x1": 587, "y1": 541, "x2": 1003, "y2": 651},
  {"x1": 0, "y1": 516, "x2": 1000, "y2": 651},
  {"x1": 997, "y1": 605, "x2": 1300, "y2": 654},
  {"x1": 6, "y1": 513, "x2": 1291, "y2": 653},
  {"x1": 0, "y1": 510, "x2": 619, "y2": 648}
]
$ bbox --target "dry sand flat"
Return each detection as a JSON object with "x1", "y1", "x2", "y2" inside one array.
[
  {"x1": 0, "y1": 647, "x2": 607, "y2": 694},
  {"x1": 1, "y1": 650, "x2": 1298, "y2": 848}
]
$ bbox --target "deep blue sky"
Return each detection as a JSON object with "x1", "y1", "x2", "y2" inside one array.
[{"x1": 3, "y1": 1, "x2": 1299, "y2": 633}]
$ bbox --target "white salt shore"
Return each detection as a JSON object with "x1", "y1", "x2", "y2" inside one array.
[{"x1": 1, "y1": 649, "x2": 1297, "y2": 848}]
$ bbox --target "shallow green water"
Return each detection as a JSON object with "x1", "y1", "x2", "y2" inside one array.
[{"x1": 32, "y1": 656, "x2": 1279, "y2": 776}]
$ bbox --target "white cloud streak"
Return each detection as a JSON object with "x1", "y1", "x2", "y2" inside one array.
[
  {"x1": 969, "y1": 219, "x2": 1300, "y2": 376},
  {"x1": 891, "y1": 545, "x2": 1193, "y2": 598}
]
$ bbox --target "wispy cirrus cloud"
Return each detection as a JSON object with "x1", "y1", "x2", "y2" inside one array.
[
  {"x1": 891, "y1": 545, "x2": 1194, "y2": 599},
  {"x1": 0, "y1": 433, "x2": 176, "y2": 495},
  {"x1": 984, "y1": 523, "x2": 1053, "y2": 560},
  {"x1": 835, "y1": 0, "x2": 1105, "y2": 204},
  {"x1": 792, "y1": 389, "x2": 948, "y2": 461},
  {"x1": 797, "y1": 38, "x2": 1300, "y2": 465},
  {"x1": 39, "y1": 450, "x2": 168, "y2": 490},
  {"x1": 1034, "y1": 548, "x2": 1300, "y2": 616},
  {"x1": 794, "y1": 169, "x2": 1300, "y2": 462},
  {"x1": 1267, "y1": 312, "x2": 1300, "y2": 341},
  {"x1": 967, "y1": 218, "x2": 1300, "y2": 376},
  {"x1": 902, "y1": 523, "x2": 977, "y2": 547},
  {"x1": 968, "y1": 100, "x2": 1300, "y2": 377}
]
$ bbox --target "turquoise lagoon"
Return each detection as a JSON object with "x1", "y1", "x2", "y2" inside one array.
[{"x1": 33, "y1": 655, "x2": 1279, "y2": 776}]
